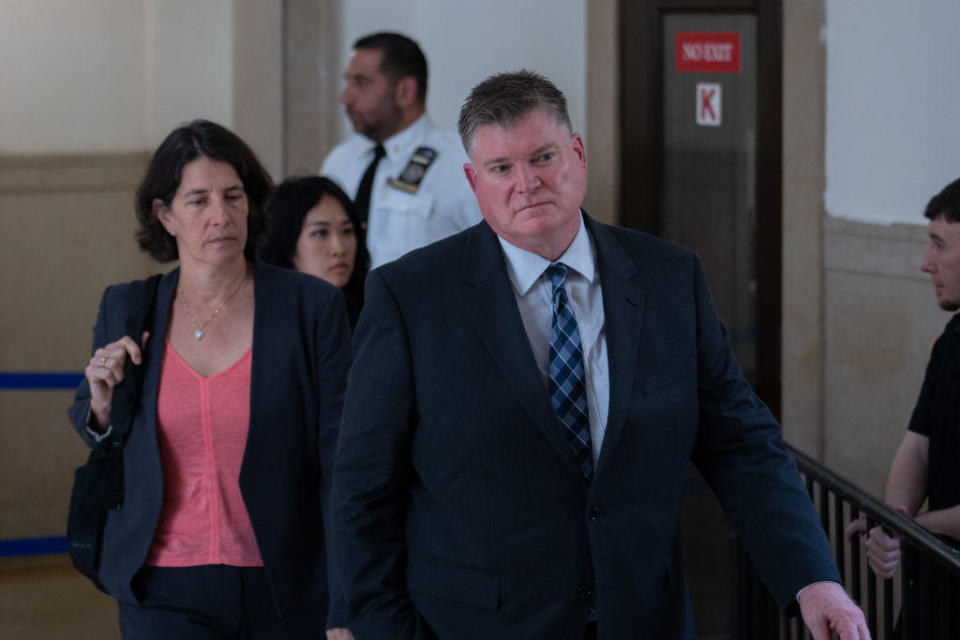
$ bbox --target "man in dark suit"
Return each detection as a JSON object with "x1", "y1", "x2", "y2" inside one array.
[{"x1": 333, "y1": 70, "x2": 869, "y2": 639}]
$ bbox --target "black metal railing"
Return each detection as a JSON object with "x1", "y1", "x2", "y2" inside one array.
[{"x1": 737, "y1": 445, "x2": 960, "y2": 639}]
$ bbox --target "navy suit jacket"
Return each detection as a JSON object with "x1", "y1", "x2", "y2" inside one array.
[
  {"x1": 333, "y1": 216, "x2": 840, "y2": 639},
  {"x1": 69, "y1": 262, "x2": 350, "y2": 625}
]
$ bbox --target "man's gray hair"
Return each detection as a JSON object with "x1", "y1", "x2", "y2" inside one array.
[{"x1": 458, "y1": 70, "x2": 572, "y2": 158}]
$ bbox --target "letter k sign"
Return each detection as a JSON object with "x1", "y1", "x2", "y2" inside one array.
[{"x1": 696, "y1": 82, "x2": 722, "y2": 126}]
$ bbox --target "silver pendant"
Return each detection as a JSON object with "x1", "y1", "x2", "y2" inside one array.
[{"x1": 194, "y1": 329, "x2": 205, "y2": 341}]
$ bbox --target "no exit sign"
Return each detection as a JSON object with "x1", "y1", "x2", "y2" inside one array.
[{"x1": 675, "y1": 32, "x2": 740, "y2": 73}]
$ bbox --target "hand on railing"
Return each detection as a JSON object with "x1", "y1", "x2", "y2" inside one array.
[
  {"x1": 844, "y1": 508, "x2": 908, "y2": 579},
  {"x1": 797, "y1": 581, "x2": 871, "y2": 639}
]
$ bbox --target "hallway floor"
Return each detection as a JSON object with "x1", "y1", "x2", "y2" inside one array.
[{"x1": 0, "y1": 554, "x2": 118, "y2": 639}]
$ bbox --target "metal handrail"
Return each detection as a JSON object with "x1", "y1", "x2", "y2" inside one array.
[
  {"x1": 788, "y1": 445, "x2": 960, "y2": 577},
  {"x1": 737, "y1": 444, "x2": 960, "y2": 638}
]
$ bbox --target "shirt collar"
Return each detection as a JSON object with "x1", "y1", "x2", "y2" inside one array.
[
  {"x1": 359, "y1": 114, "x2": 430, "y2": 161},
  {"x1": 497, "y1": 212, "x2": 596, "y2": 296}
]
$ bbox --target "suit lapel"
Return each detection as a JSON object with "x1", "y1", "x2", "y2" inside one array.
[
  {"x1": 586, "y1": 218, "x2": 645, "y2": 476},
  {"x1": 459, "y1": 223, "x2": 580, "y2": 474}
]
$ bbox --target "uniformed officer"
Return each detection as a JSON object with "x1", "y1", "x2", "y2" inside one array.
[{"x1": 322, "y1": 32, "x2": 482, "y2": 269}]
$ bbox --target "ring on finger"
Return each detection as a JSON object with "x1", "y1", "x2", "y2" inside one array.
[{"x1": 98, "y1": 356, "x2": 107, "y2": 367}]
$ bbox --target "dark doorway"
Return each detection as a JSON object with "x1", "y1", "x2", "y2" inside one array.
[{"x1": 619, "y1": 0, "x2": 782, "y2": 415}]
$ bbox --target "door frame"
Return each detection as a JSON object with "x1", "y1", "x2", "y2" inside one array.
[{"x1": 619, "y1": 0, "x2": 782, "y2": 416}]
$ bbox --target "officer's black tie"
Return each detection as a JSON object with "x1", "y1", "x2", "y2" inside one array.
[{"x1": 353, "y1": 144, "x2": 386, "y2": 228}]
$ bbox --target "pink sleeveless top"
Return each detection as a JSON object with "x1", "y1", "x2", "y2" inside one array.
[{"x1": 146, "y1": 341, "x2": 263, "y2": 567}]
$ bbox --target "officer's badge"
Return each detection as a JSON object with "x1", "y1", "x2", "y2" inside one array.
[{"x1": 387, "y1": 146, "x2": 437, "y2": 194}]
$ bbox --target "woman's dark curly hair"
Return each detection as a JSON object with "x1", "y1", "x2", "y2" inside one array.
[
  {"x1": 134, "y1": 119, "x2": 273, "y2": 262},
  {"x1": 261, "y1": 176, "x2": 369, "y2": 327}
]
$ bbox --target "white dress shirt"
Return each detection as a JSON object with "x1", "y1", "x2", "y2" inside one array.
[
  {"x1": 497, "y1": 214, "x2": 610, "y2": 463},
  {"x1": 321, "y1": 115, "x2": 482, "y2": 268}
]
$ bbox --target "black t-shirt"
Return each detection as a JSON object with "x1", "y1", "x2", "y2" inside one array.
[{"x1": 908, "y1": 313, "x2": 960, "y2": 513}]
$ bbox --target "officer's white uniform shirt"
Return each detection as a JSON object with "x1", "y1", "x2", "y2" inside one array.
[{"x1": 321, "y1": 115, "x2": 483, "y2": 269}]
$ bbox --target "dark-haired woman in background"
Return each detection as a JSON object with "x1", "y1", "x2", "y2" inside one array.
[
  {"x1": 69, "y1": 120, "x2": 351, "y2": 639},
  {"x1": 261, "y1": 176, "x2": 368, "y2": 327}
]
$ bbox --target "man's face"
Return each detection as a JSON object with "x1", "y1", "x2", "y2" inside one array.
[
  {"x1": 921, "y1": 215, "x2": 960, "y2": 311},
  {"x1": 340, "y1": 48, "x2": 404, "y2": 142},
  {"x1": 463, "y1": 109, "x2": 586, "y2": 259}
]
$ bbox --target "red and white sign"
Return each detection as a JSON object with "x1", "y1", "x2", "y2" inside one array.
[
  {"x1": 676, "y1": 32, "x2": 740, "y2": 73},
  {"x1": 696, "y1": 83, "x2": 721, "y2": 127}
]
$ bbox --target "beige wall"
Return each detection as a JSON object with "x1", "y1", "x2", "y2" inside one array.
[
  {"x1": 1, "y1": 0, "x2": 234, "y2": 154},
  {"x1": 0, "y1": 153, "x2": 153, "y2": 539},
  {"x1": 283, "y1": 0, "x2": 344, "y2": 176},
  {"x1": 822, "y1": 218, "x2": 945, "y2": 496},
  {"x1": 583, "y1": 0, "x2": 620, "y2": 225},
  {"x1": 782, "y1": 0, "x2": 827, "y2": 458},
  {"x1": 149, "y1": 1, "x2": 235, "y2": 145},
  {"x1": 233, "y1": 0, "x2": 284, "y2": 178},
  {"x1": 1, "y1": 0, "x2": 148, "y2": 152}
]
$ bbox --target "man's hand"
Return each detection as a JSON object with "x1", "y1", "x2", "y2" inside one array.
[
  {"x1": 843, "y1": 515, "x2": 867, "y2": 541},
  {"x1": 863, "y1": 525, "x2": 902, "y2": 579},
  {"x1": 798, "y1": 581, "x2": 871, "y2": 640},
  {"x1": 844, "y1": 509, "x2": 907, "y2": 579},
  {"x1": 326, "y1": 628, "x2": 354, "y2": 640}
]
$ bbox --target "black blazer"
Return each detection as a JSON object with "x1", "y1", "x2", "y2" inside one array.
[
  {"x1": 333, "y1": 216, "x2": 840, "y2": 639},
  {"x1": 69, "y1": 262, "x2": 350, "y2": 625}
]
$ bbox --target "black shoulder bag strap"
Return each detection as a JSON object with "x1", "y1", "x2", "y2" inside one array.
[{"x1": 103, "y1": 273, "x2": 162, "y2": 505}]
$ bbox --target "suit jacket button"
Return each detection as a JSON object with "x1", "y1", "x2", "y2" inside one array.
[
  {"x1": 578, "y1": 585, "x2": 595, "y2": 602},
  {"x1": 588, "y1": 506, "x2": 605, "y2": 521}
]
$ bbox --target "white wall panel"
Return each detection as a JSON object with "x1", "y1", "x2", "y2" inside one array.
[{"x1": 825, "y1": 0, "x2": 960, "y2": 224}]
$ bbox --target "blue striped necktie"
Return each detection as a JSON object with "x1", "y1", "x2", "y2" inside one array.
[{"x1": 545, "y1": 263, "x2": 593, "y2": 480}]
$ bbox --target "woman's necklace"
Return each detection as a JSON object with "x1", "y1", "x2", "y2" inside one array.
[{"x1": 177, "y1": 275, "x2": 246, "y2": 341}]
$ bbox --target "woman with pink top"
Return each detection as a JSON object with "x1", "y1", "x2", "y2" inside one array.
[{"x1": 69, "y1": 120, "x2": 352, "y2": 639}]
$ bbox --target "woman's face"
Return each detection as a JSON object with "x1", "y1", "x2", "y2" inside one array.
[
  {"x1": 292, "y1": 196, "x2": 357, "y2": 288},
  {"x1": 155, "y1": 157, "x2": 248, "y2": 269}
]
